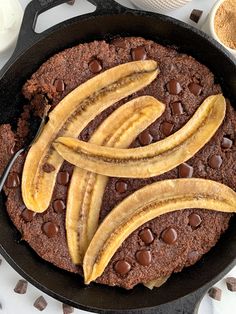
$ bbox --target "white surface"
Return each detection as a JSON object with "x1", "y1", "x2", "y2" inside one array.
[{"x1": 0, "y1": 1, "x2": 236, "y2": 313}]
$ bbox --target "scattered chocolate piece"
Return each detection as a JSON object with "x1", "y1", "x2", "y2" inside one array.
[
  {"x1": 208, "y1": 287, "x2": 222, "y2": 301},
  {"x1": 42, "y1": 163, "x2": 55, "y2": 173},
  {"x1": 54, "y1": 79, "x2": 65, "y2": 92},
  {"x1": 57, "y1": 171, "x2": 70, "y2": 185},
  {"x1": 178, "y1": 163, "x2": 193, "y2": 178},
  {"x1": 225, "y1": 277, "x2": 236, "y2": 292},
  {"x1": 89, "y1": 59, "x2": 102, "y2": 74},
  {"x1": 53, "y1": 199, "x2": 66, "y2": 213},
  {"x1": 167, "y1": 79, "x2": 182, "y2": 95},
  {"x1": 139, "y1": 228, "x2": 154, "y2": 245},
  {"x1": 188, "y1": 83, "x2": 202, "y2": 96},
  {"x1": 190, "y1": 9, "x2": 203, "y2": 23},
  {"x1": 63, "y1": 303, "x2": 74, "y2": 314},
  {"x1": 188, "y1": 213, "x2": 202, "y2": 228},
  {"x1": 161, "y1": 227, "x2": 177, "y2": 244},
  {"x1": 131, "y1": 46, "x2": 147, "y2": 61},
  {"x1": 170, "y1": 102, "x2": 184, "y2": 115},
  {"x1": 208, "y1": 155, "x2": 223, "y2": 169},
  {"x1": 14, "y1": 279, "x2": 28, "y2": 294},
  {"x1": 5, "y1": 173, "x2": 20, "y2": 188},
  {"x1": 136, "y1": 249, "x2": 152, "y2": 266},
  {"x1": 221, "y1": 137, "x2": 233, "y2": 149},
  {"x1": 21, "y1": 209, "x2": 36, "y2": 222},
  {"x1": 112, "y1": 38, "x2": 126, "y2": 49},
  {"x1": 138, "y1": 129, "x2": 153, "y2": 146},
  {"x1": 42, "y1": 222, "x2": 59, "y2": 238},
  {"x1": 160, "y1": 122, "x2": 174, "y2": 136},
  {"x1": 114, "y1": 260, "x2": 131, "y2": 275},
  {"x1": 115, "y1": 181, "x2": 128, "y2": 194},
  {"x1": 34, "y1": 296, "x2": 48, "y2": 311},
  {"x1": 67, "y1": 0, "x2": 75, "y2": 5}
]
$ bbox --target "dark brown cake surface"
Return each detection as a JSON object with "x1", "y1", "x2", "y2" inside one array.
[{"x1": 1, "y1": 37, "x2": 236, "y2": 289}]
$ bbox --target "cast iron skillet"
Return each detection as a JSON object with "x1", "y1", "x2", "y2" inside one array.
[{"x1": 0, "y1": 0, "x2": 236, "y2": 313}]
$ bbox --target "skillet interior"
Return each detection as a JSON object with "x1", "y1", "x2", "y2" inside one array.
[{"x1": 0, "y1": 0, "x2": 236, "y2": 312}]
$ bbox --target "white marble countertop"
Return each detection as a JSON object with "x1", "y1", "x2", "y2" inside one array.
[{"x1": 0, "y1": 1, "x2": 236, "y2": 313}]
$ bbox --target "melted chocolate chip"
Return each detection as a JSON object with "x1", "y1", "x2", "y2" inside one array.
[
  {"x1": 188, "y1": 83, "x2": 202, "y2": 96},
  {"x1": 14, "y1": 280, "x2": 28, "y2": 294},
  {"x1": 89, "y1": 59, "x2": 102, "y2": 74},
  {"x1": 114, "y1": 260, "x2": 131, "y2": 275},
  {"x1": 63, "y1": 303, "x2": 74, "y2": 314},
  {"x1": 208, "y1": 287, "x2": 222, "y2": 301},
  {"x1": 139, "y1": 228, "x2": 154, "y2": 244},
  {"x1": 34, "y1": 296, "x2": 48, "y2": 311},
  {"x1": 57, "y1": 171, "x2": 70, "y2": 185},
  {"x1": 221, "y1": 137, "x2": 233, "y2": 149},
  {"x1": 21, "y1": 209, "x2": 35, "y2": 222},
  {"x1": 136, "y1": 249, "x2": 152, "y2": 266},
  {"x1": 112, "y1": 38, "x2": 126, "y2": 49},
  {"x1": 161, "y1": 227, "x2": 177, "y2": 244},
  {"x1": 188, "y1": 213, "x2": 202, "y2": 228},
  {"x1": 5, "y1": 173, "x2": 20, "y2": 188},
  {"x1": 160, "y1": 122, "x2": 174, "y2": 136},
  {"x1": 167, "y1": 80, "x2": 182, "y2": 95},
  {"x1": 178, "y1": 163, "x2": 193, "y2": 178},
  {"x1": 225, "y1": 277, "x2": 236, "y2": 292},
  {"x1": 53, "y1": 199, "x2": 66, "y2": 213},
  {"x1": 208, "y1": 155, "x2": 223, "y2": 169},
  {"x1": 42, "y1": 163, "x2": 55, "y2": 173},
  {"x1": 42, "y1": 222, "x2": 59, "y2": 238},
  {"x1": 54, "y1": 79, "x2": 65, "y2": 92},
  {"x1": 170, "y1": 102, "x2": 184, "y2": 115},
  {"x1": 138, "y1": 129, "x2": 153, "y2": 146},
  {"x1": 115, "y1": 181, "x2": 128, "y2": 194},
  {"x1": 131, "y1": 46, "x2": 147, "y2": 61}
]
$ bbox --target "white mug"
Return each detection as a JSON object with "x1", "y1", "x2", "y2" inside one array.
[{"x1": 130, "y1": 0, "x2": 192, "y2": 12}]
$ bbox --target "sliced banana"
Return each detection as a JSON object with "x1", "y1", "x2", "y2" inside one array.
[
  {"x1": 143, "y1": 276, "x2": 170, "y2": 290},
  {"x1": 22, "y1": 60, "x2": 159, "y2": 212},
  {"x1": 83, "y1": 178, "x2": 236, "y2": 284},
  {"x1": 54, "y1": 94, "x2": 226, "y2": 178},
  {"x1": 67, "y1": 96, "x2": 165, "y2": 264}
]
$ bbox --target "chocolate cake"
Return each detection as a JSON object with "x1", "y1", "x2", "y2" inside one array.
[{"x1": 0, "y1": 37, "x2": 236, "y2": 289}]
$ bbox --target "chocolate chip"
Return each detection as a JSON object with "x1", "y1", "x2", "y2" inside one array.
[
  {"x1": 112, "y1": 38, "x2": 126, "y2": 49},
  {"x1": 67, "y1": 0, "x2": 75, "y2": 4},
  {"x1": 190, "y1": 9, "x2": 203, "y2": 23},
  {"x1": 21, "y1": 209, "x2": 35, "y2": 222},
  {"x1": 139, "y1": 228, "x2": 154, "y2": 244},
  {"x1": 5, "y1": 173, "x2": 20, "y2": 188},
  {"x1": 131, "y1": 46, "x2": 147, "y2": 61},
  {"x1": 225, "y1": 277, "x2": 236, "y2": 292},
  {"x1": 208, "y1": 155, "x2": 222, "y2": 169},
  {"x1": 54, "y1": 79, "x2": 65, "y2": 92},
  {"x1": 161, "y1": 227, "x2": 177, "y2": 244},
  {"x1": 14, "y1": 279, "x2": 28, "y2": 294},
  {"x1": 89, "y1": 59, "x2": 102, "y2": 74},
  {"x1": 170, "y1": 102, "x2": 184, "y2": 115},
  {"x1": 167, "y1": 79, "x2": 182, "y2": 95},
  {"x1": 188, "y1": 83, "x2": 202, "y2": 96},
  {"x1": 63, "y1": 303, "x2": 74, "y2": 314},
  {"x1": 188, "y1": 213, "x2": 202, "y2": 228},
  {"x1": 34, "y1": 296, "x2": 48, "y2": 311},
  {"x1": 53, "y1": 199, "x2": 66, "y2": 213},
  {"x1": 160, "y1": 122, "x2": 174, "y2": 136},
  {"x1": 42, "y1": 163, "x2": 55, "y2": 173},
  {"x1": 42, "y1": 222, "x2": 59, "y2": 238},
  {"x1": 114, "y1": 260, "x2": 131, "y2": 275},
  {"x1": 115, "y1": 181, "x2": 128, "y2": 194},
  {"x1": 57, "y1": 171, "x2": 70, "y2": 185},
  {"x1": 138, "y1": 129, "x2": 153, "y2": 146},
  {"x1": 136, "y1": 249, "x2": 152, "y2": 266},
  {"x1": 208, "y1": 287, "x2": 222, "y2": 301},
  {"x1": 178, "y1": 163, "x2": 193, "y2": 178},
  {"x1": 222, "y1": 137, "x2": 233, "y2": 149}
]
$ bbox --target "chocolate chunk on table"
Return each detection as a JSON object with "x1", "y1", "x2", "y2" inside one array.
[
  {"x1": 225, "y1": 277, "x2": 236, "y2": 291},
  {"x1": 190, "y1": 9, "x2": 203, "y2": 23},
  {"x1": 63, "y1": 303, "x2": 74, "y2": 314},
  {"x1": 67, "y1": 0, "x2": 75, "y2": 5},
  {"x1": 34, "y1": 296, "x2": 48, "y2": 311},
  {"x1": 208, "y1": 287, "x2": 222, "y2": 301},
  {"x1": 14, "y1": 279, "x2": 28, "y2": 294}
]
